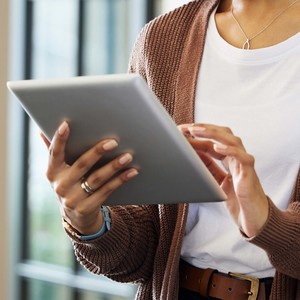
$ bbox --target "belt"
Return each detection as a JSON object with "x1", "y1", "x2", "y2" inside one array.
[{"x1": 179, "y1": 260, "x2": 272, "y2": 300}]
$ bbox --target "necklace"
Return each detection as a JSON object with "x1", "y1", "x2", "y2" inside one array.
[{"x1": 231, "y1": 0, "x2": 300, "y2": 49}]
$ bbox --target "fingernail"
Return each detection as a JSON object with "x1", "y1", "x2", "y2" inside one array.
[
  {"x1": 58, "y1": 121, "x2": 69, "y2": 136},
  {"x1": 214, "y1": 143, "x2": 228, "y2": 150},
  {"x1": 119, "y1": 153, "x2": 132, "y2": 165},
  {"x1": 126, "y1": 169, "x2": 139, "y2": 179},
  {"x1": 102, "y1": 139, "x2": 118, "y2": 151},
  {"x1": 188, "y1": 126, "x2": 206, "y2": 134},
  {"x1": 178, "y1": 124, "x2": 194, "y2": 133},
  {"x1": 179, "y1": 127, "x2": 190, "y2": 134}
]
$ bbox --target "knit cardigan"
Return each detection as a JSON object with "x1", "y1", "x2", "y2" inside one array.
[{"x1": 71, "y1": 0, "x2": 300, "y2": 299}]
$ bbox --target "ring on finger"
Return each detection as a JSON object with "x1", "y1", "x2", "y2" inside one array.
[{"x1": 81, "y1": 178, "x2": 95, "y2": 196}]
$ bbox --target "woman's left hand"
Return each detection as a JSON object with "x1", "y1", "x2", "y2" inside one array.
[{"x1": 178, "y1": 123, "x2": 269, "y2": 237}]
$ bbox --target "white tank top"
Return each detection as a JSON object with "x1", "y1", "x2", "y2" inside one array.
[{"x1": 181, "y1": 10, "x2": 300, "y2": 278}]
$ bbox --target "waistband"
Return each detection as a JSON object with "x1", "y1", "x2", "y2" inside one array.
[{"x1": 179, "y1": 260, "x2": 273, "y2": 300}]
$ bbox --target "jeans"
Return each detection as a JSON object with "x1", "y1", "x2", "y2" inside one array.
[{"x1": 178, "y1": 288, "x2": 216, "y2": 300}]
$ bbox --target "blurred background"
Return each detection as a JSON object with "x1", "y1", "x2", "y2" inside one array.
[{"x1": 1, "y1": 0, "x2": 190, "y2": 299}]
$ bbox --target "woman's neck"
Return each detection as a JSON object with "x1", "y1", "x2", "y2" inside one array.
[
  {"x1": 216, "y1": 0, "x2": 300, "y2": 49},
  {"x1": 220, "y1": 0, "x2": 297, "y2": 13}
]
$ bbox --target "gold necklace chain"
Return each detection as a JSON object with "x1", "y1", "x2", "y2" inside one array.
[{"x1": 231, "y1": 0, "x2": 300, "y2": 49}]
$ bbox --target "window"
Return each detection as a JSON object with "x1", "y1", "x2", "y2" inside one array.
[{"x1": 9, "y1": 1, "x2": 160, "y2": 299}]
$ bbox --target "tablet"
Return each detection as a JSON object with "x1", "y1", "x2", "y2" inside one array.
[{"x1": 7, "y1": 74, "x2": 226, "y2": 205}]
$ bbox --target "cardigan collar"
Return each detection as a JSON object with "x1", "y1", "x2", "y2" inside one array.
[{"x1": 173, "y1": 0, "x2": 220, "y2": 125}]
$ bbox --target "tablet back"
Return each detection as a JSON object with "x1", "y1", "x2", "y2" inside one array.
[{"x1": 7, "y1": 74, "x2": 226, "y2": 205}]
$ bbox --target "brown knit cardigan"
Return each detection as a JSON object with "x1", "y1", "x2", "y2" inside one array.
[{"x1": 71, "y1": 0, "x2": 300, "y2": 299}]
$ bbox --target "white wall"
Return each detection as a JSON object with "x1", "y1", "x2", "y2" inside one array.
[{"x1": 0, "y1": 0, "x2": 9, "y2": 298}]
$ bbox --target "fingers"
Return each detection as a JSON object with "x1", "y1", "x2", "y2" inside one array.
[
  {"x1": 78, "y1": 152, "x2": 138, "y2": 195},
  {"x1": 69, "y1": 167, "x2": 138, "y2": 216},
  {"x1": 179, "y1": 123, "x2": 255, "y2": 176},
  {"x1": 198, "y1": 152, "x2": 227, "y2": 185},
  {"x1": 87, "y1": 168, "x2": 139, "y2": 204},
  {"x1": 70, "y1": 167, "x2": 137, "y2": 215},
  {"x1": 177, "y1": 123, "x2": 194, "y2": 137},
  {"x1": 48, "y1": 121, "x2": 70, "y2": 169},
  {"x1": 46, "y1": 121, "x2": 140, "y2": 235},
  {"x1": 48, "y1": 120, "x2": 122, "y2": 180},
  {"x1": 179, "y1": 124, "x2": 268, "y2": 237},
  {"x1": 214, "y1": 143, "x2": 255, "y2": 168},
  {"x1": 187, "y1": 137, "x2": 225, "y2": 160},
  {"x1": 47, "y1": 120, "x2": 139, "y2": 198},
  {"x1": 178, "y1": 124, "x2": 225, "y2": 159},
  {"x1": 187, "y1": 124, "x2": 253, "y2": 168},
  {"x1": 40, "y1": 132, "x2": 51, "y2": 148},
  {"x1": 49, "y1": 135, "x2": 138, "y2": 201},
  {"x1": 64, "y1": 167, "x2": 138, "y2": 234},
  {"x1": 188, "y1": 124, "x2": 245, "y2": 150},
  {"x1": 70, "y1": 139, "x2": 119, "y2": 179}
]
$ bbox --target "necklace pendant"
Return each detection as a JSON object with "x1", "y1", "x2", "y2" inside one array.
[{"x1": 243, "y1": 39, "x2": 250, "y2": 50}]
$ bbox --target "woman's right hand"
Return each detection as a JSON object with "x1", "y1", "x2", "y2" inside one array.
[{"x1": 41, "y1": 121, "x2": 139, "y2": 235}]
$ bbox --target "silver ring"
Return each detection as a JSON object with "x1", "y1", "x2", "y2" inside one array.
[{"x1": 80, "y1": 178, "x2": 95, "y2": 195}]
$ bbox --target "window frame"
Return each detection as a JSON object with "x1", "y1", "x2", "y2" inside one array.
[{"x1": 8, "y1": 0, "x2": 159, "y2": 299}]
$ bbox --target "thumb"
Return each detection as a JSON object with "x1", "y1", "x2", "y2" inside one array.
[{"x1": 40, "y1": 132, "x2": 51, "y2": 149}]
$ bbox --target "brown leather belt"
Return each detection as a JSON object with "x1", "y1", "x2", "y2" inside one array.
[{"x1": 179, "y1": 260, "x2": 269, "y2": 300}]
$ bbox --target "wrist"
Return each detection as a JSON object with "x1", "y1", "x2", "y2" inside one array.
[
  {"x1": 79, "y1": 212, "x2": 104, "y2": 235},
  {"x1": 241, "y1": 195, "x2": 269, "y2": 237},
  {"x1": 63, "y1": 206, "x2": 111, "y2": 241}
]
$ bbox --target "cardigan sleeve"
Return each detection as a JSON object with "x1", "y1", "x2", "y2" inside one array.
[
  {"x1": 247, "y1": 198, "x2": 300, "y2": 280},
  {"x1": 69, "y1": 205, "x2": 159, "y2": 284},
  {"x1": 128, "y1": 21, "x2": 149, "y2": 80}
]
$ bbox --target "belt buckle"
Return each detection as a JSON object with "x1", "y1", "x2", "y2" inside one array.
[{"x1": 228, "y1": 272, "x2": 259, "y2": 300}]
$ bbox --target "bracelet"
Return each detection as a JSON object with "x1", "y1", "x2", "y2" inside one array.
[
  {"x1": 62, "y1": 206, "x2": 111, "y2": 241},
  {"x1": 80, "y1": 206, "x2": 111, "y2": 241}
]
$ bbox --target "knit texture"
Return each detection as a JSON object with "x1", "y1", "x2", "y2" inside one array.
[{"x1": 69, "y1": 1, "x2": 300, "y2": 299}]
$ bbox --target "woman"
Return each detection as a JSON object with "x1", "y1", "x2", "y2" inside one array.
[{"x1": 42, "y1": 0, "x2": 300, "y2": 299}]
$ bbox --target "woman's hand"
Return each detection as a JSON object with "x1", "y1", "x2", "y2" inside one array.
[
  {"x1": 178, "y1": 123, "x2": 269, "y2": 237},
  {"x1": 41, "y1": 121, "x2": 139, "y2": 235}
]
